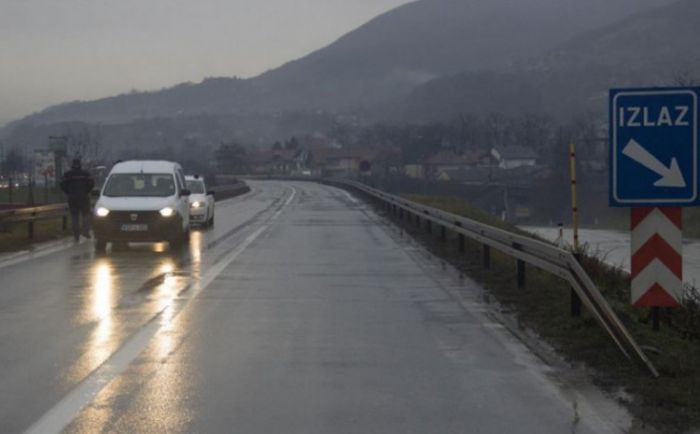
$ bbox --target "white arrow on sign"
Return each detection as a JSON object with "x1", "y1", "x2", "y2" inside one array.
[{"x1": 622, "y1": 139, "x2": 687, "y2": 188}]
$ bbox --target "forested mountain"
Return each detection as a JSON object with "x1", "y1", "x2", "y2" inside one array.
[
  {"x1": 7, "y1": 0, "x2": 673, "y2": 130},
  {"x1": 401, "y1": 0, "x2": 700, "y2": 121}
]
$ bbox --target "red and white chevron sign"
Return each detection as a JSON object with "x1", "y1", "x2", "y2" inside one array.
[{"x1": 631, "y1": 207, "x2": 683, "y2": 307}]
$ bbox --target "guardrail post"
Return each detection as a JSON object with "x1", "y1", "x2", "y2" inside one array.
[
  {"x1": 571, "y1": 253, "x2": 583, "y2": 317},
  {"x1": 517, "y1": 259, "x2": 526, "y2": 289},
  {"x1": 440, "y1": 225, "x2": 446, "y2": 242},
  {"x1": 483, "y1": 244, "x2": 491, "y2": 270},
  {"x1": 415, "y1": 215, "x2": 420, "y2": 228},
  {"x1": 28, "y1": 220, "x2": 34, "y2": 240},
  {"x1": 62, "y1": 215, "x2": 68, "y2": 232},
  {"x1": 426, "y1": 218, "x2": 432, "y2": 234},
  {"x1": 459, "y1": 234, "x2": 465, "y2": 252}
]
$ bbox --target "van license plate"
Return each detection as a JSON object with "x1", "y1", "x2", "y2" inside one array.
[{"x1": 121, "y1": 224, "x2": 148, "y2": 232}]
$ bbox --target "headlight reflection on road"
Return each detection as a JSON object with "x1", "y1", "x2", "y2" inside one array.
[
  {"x1": 155, "y1": 259, "x2": 178, "y2": 326},
  {"x1": 140, "y1": 260, "x2": 188, "y2": 431},
  {"x1": 90, "y1": 261, "x2": 116, "y2": 362},
  {"x1": 67, "y1": 259, "x2": 118, "y2": 387},
  {"x1": 189, "y1": 230, "x2": 203, "y2": 265},
  {"x1": 93, "y1": 262, "x2": 113, "y2": 322}
]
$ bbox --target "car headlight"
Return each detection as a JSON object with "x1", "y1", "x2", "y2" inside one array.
[
  {"x1": 96, "y1": 207, "x2": 110, "y2": 217},
  {"x1": 190, "y1": 201, "x2": 202, "y2": 209},
  {"x1": 159, "y1": 207, "x2": 175, "y2": 217}
]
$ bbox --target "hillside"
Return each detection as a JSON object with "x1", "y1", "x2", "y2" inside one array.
[
  {"x1": 8, "y1": 0, "x2": 672, "y2": 130},
  {"x1": 401, "y1": 0, "x2": 700, "y2": 121}
]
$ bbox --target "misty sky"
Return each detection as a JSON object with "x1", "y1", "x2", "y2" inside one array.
[{"x1": 0, "y1": 0, "x2": 410, "y2": 125}]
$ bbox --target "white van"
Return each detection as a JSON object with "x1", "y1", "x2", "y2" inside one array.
[
  {"x1": 185, "y1": 175, "x2": 215, "y2": 227},
  {"x1": 93, "y1": 160, "x2": 191, "y2": 252}
]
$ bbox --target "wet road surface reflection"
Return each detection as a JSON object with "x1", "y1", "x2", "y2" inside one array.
[
  {"x1": 63, "y1": 232, "x2": 207, "y2": 389},
  {"x1": 0, "y1": 182, "x2": 294, "y2": 433}
]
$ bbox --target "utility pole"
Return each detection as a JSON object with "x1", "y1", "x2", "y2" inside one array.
[
  {"x1": 0, "y1": 140, "x2": 5, "y2": 179},
  {"x1": 49, "y1": 136, "x2": 68, "y2": 188}
]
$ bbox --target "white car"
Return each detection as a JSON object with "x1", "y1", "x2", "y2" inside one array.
[
  {"x1": 93, "y1": 160, "x2": 191, "y2": 252},
  {"x1": 186, "y1": 175, "x2": 215, "y2": 227}
]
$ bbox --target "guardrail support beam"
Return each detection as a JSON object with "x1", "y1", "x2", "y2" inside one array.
[
  {"x1": 426, "y1": 219, "x2": 432, "y2": 234},
  {"x1": 28, "y1": 221, "x2": 34, "y2": 240},
  {"x1": 571, "y1": 289, "x2": 582, "y2": 317},
  {"x1": 459, "y1": 234, "x2": 465, "y2": 252},
  {"x1": 517, "y1": 259, "x2": 526, "y2": 289},
  {"x1": 483, "y1": 244, "x2": 491, "y2": 270},
  {"x1": 571, "y1": 253, "x2": 583, "y2": 317},
  {"x1": 440, "y1": 226, "x2": 446, "y2": 242}
]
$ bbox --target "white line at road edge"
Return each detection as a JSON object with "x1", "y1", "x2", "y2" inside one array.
[
  {"x1": 343, "y1": 190, "x2": 358, "y2": 204},
  {"x1": 23, "y1": 188, "x2": 295, "y2": 434}
]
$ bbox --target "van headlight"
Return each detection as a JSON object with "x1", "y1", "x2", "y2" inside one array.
[
  {"x1": 159, "y1": 207, "x2": 175, "y2": 218},
  {"x1": 96, "y1": 207, "x2": 110, "y2": 217},
  {"x1": 190, "y1": 201, "x2": 202, "y2": 209}
]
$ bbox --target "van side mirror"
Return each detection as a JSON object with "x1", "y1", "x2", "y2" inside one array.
[
  {"x1": 180, "y1": 189, "x2": 191, "y2": 197},
  {"x1": 90, "y1": 189, "x2": 100, "y2": 198},
  {"x1": 207, "y1": 191, "x2": 216, "y2": 199}
]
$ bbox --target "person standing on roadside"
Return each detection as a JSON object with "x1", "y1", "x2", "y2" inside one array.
[{"x1": 60, "y1": 158, "x2": 95, "y2": 242}]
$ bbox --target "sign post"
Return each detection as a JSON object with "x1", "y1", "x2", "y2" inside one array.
[{"x1": 610, "y1": 87, "x2": 700, "y2": 329}]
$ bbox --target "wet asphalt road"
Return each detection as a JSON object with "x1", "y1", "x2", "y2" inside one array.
[{"x1": 0, "y1": 181, "x2": 625, "y2": 433}]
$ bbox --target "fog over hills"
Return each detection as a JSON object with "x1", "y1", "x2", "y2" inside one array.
[
  {"x1": 401, "y1": 0, "x2": 700, "y2": 121},
  {"x1": 8, "y1": 0, "x2": 674, "y2": 131}
]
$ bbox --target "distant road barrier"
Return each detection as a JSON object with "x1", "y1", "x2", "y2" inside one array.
[
  {"x1": 208, "y1": 182, "x2": 251, "y2": 201},
  {"x1": 0, "y1": 182, "x2": 250, "y2": 241},
  {"x1": 251, "y1": 176, "x2": 657, "y2": 376}
]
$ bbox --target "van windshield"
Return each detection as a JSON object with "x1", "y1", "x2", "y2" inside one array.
[
  {"x1": 103, "y1": 173, "x2": 176, "y2": 197},
  {"x1": 186, "y1": 180, "x2": 205, "y2": 194}
]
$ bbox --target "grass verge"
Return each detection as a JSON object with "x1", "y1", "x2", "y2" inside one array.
[
  {"x1": 0, "y1": 218, "x2": 70, "y2": 253},
  {"x1": 0, "y1": 186, "x2": 64, "y2": 205},
  {"x1": 399, "y1": 194, "x2": 700, "y2": 433}
]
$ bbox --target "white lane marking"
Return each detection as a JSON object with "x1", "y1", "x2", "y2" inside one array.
[
  {"x1": 24, "y1": 187, "x2": 295, "y2": 434},
  {"x1": 271, "y1": 187, "x2": 296, "y2": 220},
  {"x1": 0, "y1": 239, "x2": 81, "y2": 270},
  {"x1": 343, "y1": 190, "x2": 358, "y2": 204}
]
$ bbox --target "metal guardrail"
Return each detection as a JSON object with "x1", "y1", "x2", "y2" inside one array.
[
  {"x1": 0, "y1": 182, "x2": 251, "y2": 240},
  {"x1": 320, "y1": 178, "x2": 659, "y2": 377},
  {"x1": 0, "y1": 204, "x2": 69, "y2": 239},
  {"x1": 208, "y1": 183, "x2": 251, "y2": 200}
]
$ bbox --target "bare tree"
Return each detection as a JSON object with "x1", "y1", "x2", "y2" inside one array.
[
  {"x1": 63, "y1": 124, "x2": 106, "y2": 167},
  {"x1": 674, "y1": 70, "x2": 699, "y2": 87},
  {"x1": 1, "y1": 146, "x2": 26, "y2": 176}
]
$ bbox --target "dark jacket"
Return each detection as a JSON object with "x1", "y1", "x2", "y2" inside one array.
[{"x1": 60, "y1": 168, "x2": 95, "y2": 205}]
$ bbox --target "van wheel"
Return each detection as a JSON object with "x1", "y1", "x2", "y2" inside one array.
[
  {"x1": 113, "y1": 241, "x2": 129, "y2": 251},
  {"x1": 170, "y1": 234, "x2": 183, "y2": 249},
  {"x1": 95, "y1": 239, "x2": 107, "y2": 253},
  {"x1": 170, "y1": 228, "x2": 189, "y2": 249}
]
